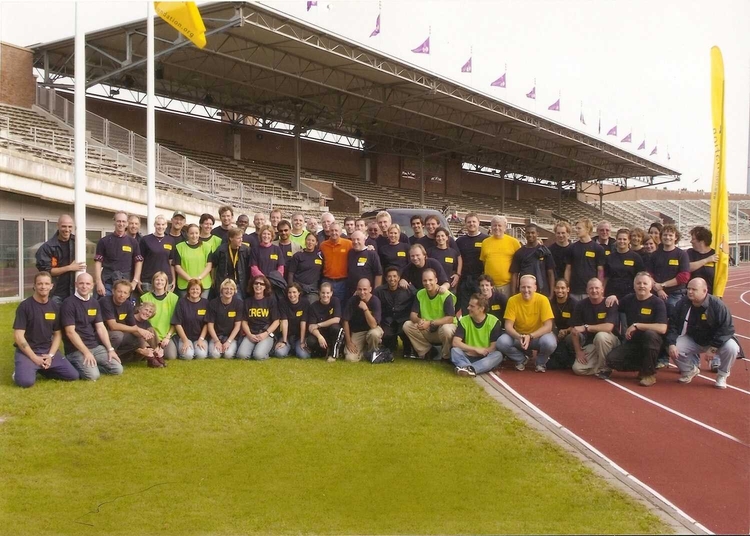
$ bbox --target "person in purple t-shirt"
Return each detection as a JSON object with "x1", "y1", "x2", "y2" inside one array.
[
  {"x1": 12, "y1": 272, "x2": 79, "y2": 387},
  {"x1": 94, "y1": 211, "x2": 143, "y2": 297}
]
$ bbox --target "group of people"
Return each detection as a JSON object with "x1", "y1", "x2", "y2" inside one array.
[{"x1": 13, "y1": 207, "x2": 742, "y2": 391}]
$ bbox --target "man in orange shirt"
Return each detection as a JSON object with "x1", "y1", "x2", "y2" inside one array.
[{"x1": 319, "y1": 222, "x2": 353, "y2": 304}]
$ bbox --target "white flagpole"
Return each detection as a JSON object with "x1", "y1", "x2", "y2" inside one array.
[
  {"x1": 147, "y1": 1, "x2": 156, "y2": 233},
  {"x1": 74, "y1": 3, "x2": 87, "y2": 271}
]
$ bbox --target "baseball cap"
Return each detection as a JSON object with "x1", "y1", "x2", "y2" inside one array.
[{"x1": 172, "y1": 211, "x2": 186, "y2": 219}]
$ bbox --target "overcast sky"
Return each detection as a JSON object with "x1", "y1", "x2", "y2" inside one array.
[{"x1": 1, "y1": 0, "x2": 749, "y2": 194}]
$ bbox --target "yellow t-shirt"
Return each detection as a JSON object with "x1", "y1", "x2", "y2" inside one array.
[
  {"x1": 503, "y1": 292, "x2": 554, "y2": 334},
  {"x1": 479, "y1": 234, "x2": 521, "y2": 286}
]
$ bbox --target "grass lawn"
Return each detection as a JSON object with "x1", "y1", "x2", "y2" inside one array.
[{"x1": 0, "y1": 302, "x2": 669, "y2": 534}]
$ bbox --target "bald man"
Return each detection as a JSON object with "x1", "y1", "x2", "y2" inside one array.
[
  {"x1": 667, "y1": 277, "x2": 740, "y2": 389},
  {"x1": 35, "y1": 214, "x2": 86, "y2": 304},
  {"x1": 342, "y1": 278, "x2": 383, "y2": 362}
]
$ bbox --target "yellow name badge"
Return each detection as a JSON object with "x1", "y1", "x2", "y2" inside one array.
[
  {"x1": 701, "y1": 313, "x2": 707, "y2": 320},
  {"x1": 491, "y1": 304, "x2": 501, "y2": 310},
  {"x1": 44, "y1": 312, "x2": 56, "y2": 320},
  {"x1": 597, "y1": 312, "x2": 606, "y2": 319},
  {"x1": 585, "y1": 251, "x2": 595, "y2": 258},
  {"x1": 270, "y1": 254, "x2": 279, "y2": 260},
  {"x1": 669, "y1": 259, "x2": 679, "y2": 266},
  {"x1": 296, "y1": 310, "x2": 303, "y2": 317},
  {"x1": 118, "y1": 313, "x2": 128, "y2": 320},
  {"x1": 314, "y1": 259, "x2": 323, "y2": 265},
  {"x1": 287, "y1": 251, "x2": 293, "y2": 257},
  {"x1": 228, "y1": 311, "x2": 236, "y2": 318},
  {"x1": 604, "y1": 250, "x2": 611, "y2": 255},
  {"x1": 164, "y1": 244, "x2": 173, "y2": 250},
  {"x1": 87, "y1": 309, "x2": 97, "y2": 316},
  {"x1": 358, "y1": 257, "x2": 367, "y2": 264},
  {"x1": 706, "y1": 262, "x2": 715, "y2": 267},
  {"x1": 329, "y1": 308, "x2": 334, "y2": 315},
  {"x1": 445, "y1": 257, "x2": 454, "y2": 263},
  {"x1": 397, "y1": 251, "x2": 406, "y2": 257},
  {"x1": 475, "y1": 242, "x2": 482, "y2": 248},
  {"x1": 623, "y1": 260, "x2": 634, "y2": 266},
  {"x1": 640, "y1": 308, "x2": 651, "y2": 315},
  {"x1": 122, "y1": 245, "x2": 132, "y2": 252},
  {"x1": 562, "y1": 312, "x2": 571, "y2": 318},
  {"x1": 197, "y1": 309, "x2": 206, "y2": 316}
]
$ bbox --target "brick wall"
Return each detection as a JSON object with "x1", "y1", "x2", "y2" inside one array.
[{"x1": 0, "y1": 43, "x2": 36, "y2": 108}]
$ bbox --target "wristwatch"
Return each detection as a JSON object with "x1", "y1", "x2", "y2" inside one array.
[{"x1": 583, "y1": 324, "x2": 589, "y2": 333}]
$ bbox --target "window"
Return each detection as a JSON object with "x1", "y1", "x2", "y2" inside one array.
[
  {"x1": 23, "y1": 220, "x2": 47, "y2": 297},
  {"x1": 0, "y1": 220, "x2": 20, "y2": 298}
]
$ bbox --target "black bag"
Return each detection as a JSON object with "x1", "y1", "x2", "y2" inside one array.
[{"x1": 366, "y1": 346, "x2": 394, "y2": 364}]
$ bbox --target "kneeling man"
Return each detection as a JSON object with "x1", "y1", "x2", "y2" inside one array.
[
  {"x1": 571, "y1": 277, "x2": 619, "y2": 376},
  {"x1": 342, "y1": 278, "x2": 384, "y2": 362},
  {"x1": 496, "y1": 275, "x2": 557, "y2": 372},
  {"x1": 402, "y1": 269, "x2": 457, "y2": 361},
  {"x1": 61, "y1": 272, "x2": 123, "y2": 380},
  {"x1": 12, "y1": 272, "x2": 79, "y2": 387},
  {"x1": 667, "y1": 277, "x2": 740, "y2": 389},
  {"x1": 598, "y1": 272, "x2": 667, "y2": 386},
  {"x1": 451, "y1": 293, "x2": 504, "y2": 376}
]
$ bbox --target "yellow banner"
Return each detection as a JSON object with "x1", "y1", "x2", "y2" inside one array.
[
  {"x1": 154, "y1": 2, "x2": 206, "y2": 49},
  {"x1": 710, "y1": 46, "x2": 729, "y2": 297}
]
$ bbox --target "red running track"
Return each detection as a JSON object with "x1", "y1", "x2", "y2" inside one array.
[{"x1": 491, "y1": 266, "x2": 750, "y2": 534}]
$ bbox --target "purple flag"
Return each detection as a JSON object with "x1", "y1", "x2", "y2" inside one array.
[
  {"x1": 411, "y1": 37, "x2": 430, "y2": 54},
  {"x1": 306, "y1": 1, "x2": 317, "y2": 11},
  {"x1": 580, "y1": 110, "x2": 586, "y2": 125},
  {"x1": 490, "y1": 73, "x2": 506, "y2": 87},
  {"x1": 668, "y1": 152, "x2": 671, "y2": 160},
  {"x1": 650, "y1": 146, "x2": 658, "y2": 156},
  {"x1": 548, "y1": 99, "x2": 560, "y2": 111},
  {"x1": 621, "y1": 133, "x2": 632, "y2": 143},
  {"x1": 607, "y1": 125, "x2": 617, "y2": 136},
  {"x1": 370, "y1": 14, "x2": 380, "y2": 37},
  {"x1": 526, "y1": 87, "x2": 536, "y2": 99},
  {"x1": 638, "y1": 140, "x2": 646, "y2": 150},
  {"x1": 461, "y1": 57, "x2": 472, "y2": 73}
]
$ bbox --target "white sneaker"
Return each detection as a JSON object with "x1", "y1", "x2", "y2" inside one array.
[
  {"x1": 715, "y1": 373, "x2": 728, "y2": 389},
  {"x1": 678, "y1": 365, "x2": 700, "y2": 384}
]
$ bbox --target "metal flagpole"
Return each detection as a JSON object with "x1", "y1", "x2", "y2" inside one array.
[
  {"x1": 736, "y1": 203, "x2": 740, "y2": 263},
  {"x1": 74, "y1": 4, "x2": 87, "y2": 270},
  {"x1": 147, "y1": 1, "x2": 156, "y2": 233}
]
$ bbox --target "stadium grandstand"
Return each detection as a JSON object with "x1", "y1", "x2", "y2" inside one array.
[{"x1": 1, "y1": 0, "x2": 749, "y2": 301}]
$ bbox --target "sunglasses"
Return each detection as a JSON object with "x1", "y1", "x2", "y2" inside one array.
[{"x1": 253, "y1": 282, "x2": 266, "y2": 286}]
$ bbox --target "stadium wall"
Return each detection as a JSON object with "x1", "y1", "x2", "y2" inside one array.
[
  {"x1": 579, "y1": 182, "x2": 750, "y2": 202},
  {"x1": 0, "y1": 42, "x2": 35, "y2": 109},
  {"x1": 84, "y1": 99, "x2": 363, "y2": 177}
]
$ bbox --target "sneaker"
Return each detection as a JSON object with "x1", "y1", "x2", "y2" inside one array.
[
  {"x1": 455, "y1": 366, "x2": 476, "y2": 377},
  {"x1": 639, "y1": 375, "x2": 657, "y2": 387},
  {"x1": 326, "y1": 356, "x2": 336, "y2": 363},
  {"x1": 715, "y1": 373, "x2": 728, "y2": 389},
  {"x1": 678, "y1": 365, "x2": 700, "y2": 384},
  {"x1": 331, "y1": 329, "x2": 345, "y2": 359},
  {"x1": 710, "y1": 357, "x2": 720, "y2": 373},
  {"x1": 655, "y1": 360, "x2": 668, "y2": 369},
  {"x1": 404, "y1": 350, "x2": 420, "y2": 359},
  {"x1": 515, "y1": 357, "x2": 529, "y2": 371},
  {"x1": 535, "y1": 364, "x2": 546, "y2": 373},
  {"x1": 595, "y1": 369, "x2": 612, "y2": 380}
]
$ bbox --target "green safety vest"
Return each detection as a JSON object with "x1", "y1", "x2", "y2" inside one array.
[
  {"x1": 140, "y1": 292, "x2": 179, "y2": 339},
  {"x1": 416, "y1": 289, "x2": 457, "y2": 323},
  {"x1": 175, "y1": 241, "x2": 213, "y2": 290},
  {"x1": 458, "y1": 314, "x2": 499, "y2": 348}
]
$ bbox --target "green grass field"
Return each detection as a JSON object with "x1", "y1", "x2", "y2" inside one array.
[{"x1": 0, "y1": 302, "x2": 669, "y2": 534}]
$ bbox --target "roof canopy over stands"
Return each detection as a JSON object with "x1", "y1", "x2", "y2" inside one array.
[{"x1": 31, "y1": 1, "x2": 679, "y2": 187}]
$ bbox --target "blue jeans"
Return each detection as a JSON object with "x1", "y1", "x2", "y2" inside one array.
[
  {"x1": 324, "y1": 279, "x2": 348, "y2": 306},
  {"x1": 236, "y1": 336, "x2": 275, "y2": 360},
  {"x1": 450, "y1": 347, "x2": 503, "y2": 374},
  {"x1": 273, "y1": 336, "x2": 311, "y2": 359},
  {"x1": 496, "y1": 332, "x2": 558, "y2": 366},
  {"x1": 66, "y1": 345, "x2": 124, "y2": 381},
  {"x1": 674, "y1": 335, "x2": 739, "y2": 376}
]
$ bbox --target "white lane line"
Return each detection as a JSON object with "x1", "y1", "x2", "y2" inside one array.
[
  {"x1": 604, "y1": 380, "x2": 746, "y2": 446},
  {"x1": 732, "y1": 314, "x2": 750, "y2": 324},
  {"x1": 741, "y1": 290, "x2": 750, "y2": 308},
  {"x1": 486, "y1": 372, "x2": 713, "y2": 535},
  {"x1": 736, "y1": 333, "x2": 750, "y2": 341}
]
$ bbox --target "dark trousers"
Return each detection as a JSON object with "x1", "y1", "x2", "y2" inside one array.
[
  {"x1": 306, "y1": 323, "x2": 343, "y2": 358},
  {"x1": 381, "y1": 320, "x2": 412, "y2": 355},
  {"x1": 14, "y1": 350, "x2": 79, "y2": 388},
  {"x1": 546, "y1": 333, "x2": 575, "y2": 370},
  {"x1": 605, "y1": 330, "x2": 662, "y2": 377},
  {"x1": 457, "y1": 274, "x2": 480, "y2": 315}
]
